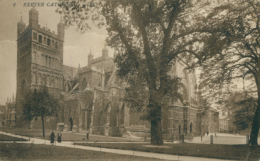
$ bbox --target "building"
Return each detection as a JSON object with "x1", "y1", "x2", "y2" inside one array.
[
  {"x1": 15, "y1": 8, "x2": 219, "y2": 140},
  {"x1": 219, "y1": 110, "x2": 236, "y2": 133},
  {"x1": 16, "y1": 7, "x2": 64, "y2": 127},
  {"x1": 5, "y1": 95, "x2": 16, "y2": 127}
]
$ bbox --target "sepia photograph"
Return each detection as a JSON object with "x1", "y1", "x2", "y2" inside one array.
[{"x1": 0, "y1": 0, "x2": 260, "y2": 160}]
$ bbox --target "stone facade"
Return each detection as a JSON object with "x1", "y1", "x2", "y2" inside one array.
[{"x1": 15, "y1": 8, "x2": 219, "y2": 140}]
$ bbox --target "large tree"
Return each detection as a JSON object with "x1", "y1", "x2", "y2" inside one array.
[
  {"x1": 22, "y1": 87, "x2": 59, "y2": 137},
  {"x1": 200, "y1": 0, "x2": 260, "y2": 145},
  {"x1": 58, "y1": 0, "x2": 219, "y2": 144}
]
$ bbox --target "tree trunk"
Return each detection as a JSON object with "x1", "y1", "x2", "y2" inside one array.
[
  {"x1": 149, "y1": 92, "x2": 163, "y2": 145},
  {"x1": 151, "y1": 117, "x2": 163, "y2": 145},
  {"x1": 41, "y1": 115, "x2": 45, "y2": 137},
  {"x1": 249, "y1": 103, "x2": 260, "y2": 145}
]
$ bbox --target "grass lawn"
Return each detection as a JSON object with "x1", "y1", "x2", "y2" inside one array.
[
  {"x1": 75, "y1": 142, "x2": 260, "y2": 160},
  {"x1": 0, "y1": 143, "x2": 164, "y2": 161},
  {"x1": 0, "y1": 134, "x2": 27, "y2": 141}
]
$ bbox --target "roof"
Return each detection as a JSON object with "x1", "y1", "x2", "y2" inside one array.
[{"x1": 63, "y1": 65, "x2": 78, "y2": 79}]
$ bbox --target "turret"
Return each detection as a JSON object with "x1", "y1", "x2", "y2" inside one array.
[
  {"x1": 88, "y1": 49, "x2": 93, "y2": 67},
  {"x1": 17, "y1": 15, "x2": 25, "y2": 36},
  {"x1": 57, "y1": 19, "x2": 65, "y2": 40},
  {"x1": 102, "y1": 46, "x2": 108, "y2": 57},
  {"x1": 29, "y1": 7, "x2": 39, "y2": 28}
]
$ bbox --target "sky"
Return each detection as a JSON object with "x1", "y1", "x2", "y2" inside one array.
[{"x1": 0, "y1": 0, "x2": 114, "y2": 105}]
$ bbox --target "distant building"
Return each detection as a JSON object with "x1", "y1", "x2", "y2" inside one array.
[
  {"x1": 5, "y1": 95, "x2": 16, "y2": 127},
  {"x1": 219, "y1": 110, "x2": 236, "y2": 132}
]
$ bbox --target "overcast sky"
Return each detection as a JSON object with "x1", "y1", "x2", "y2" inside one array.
[{"x1": 0, "y1": 0, "x2": 113, "y2": 105}]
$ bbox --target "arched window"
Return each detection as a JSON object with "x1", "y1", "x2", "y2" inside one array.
[
  {"x1": 55, "y1": 42, "x2": 58, "y2": 49},
  {"x1": 47, "y1": 38, "x2": 51, "y2": 46},
  {"x1": 190, "y1": 122, "x2": 193, "y2": 133},
  {"x1": 82, "y1": 78, "x2": 88, "y2": 90},
  {"x1": 38, "y1": 73, "x2": 41, "y2": 85},
  {"x1": 46, "y1": 75, "x2": 50, "y2": 86},
  {"x1": 41, "y1": 54, "x2": 44, "y2": 65},
  {"x1": 38, "y1": 35, "x2": 42, "y2": 43}
]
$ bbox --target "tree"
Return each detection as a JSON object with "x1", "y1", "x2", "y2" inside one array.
[
  {"x1": 223, "y1": 92, "x2": 257, "y2": 132},
  {"x1": 22, "y1": 87, "x2": 59, "y2": 137},
  {"x1": 58, "y1": 0, "x2": 219, "y2": 145},
  {"x1": 200, "y1": 0, "x2": 260, "y2": 145}
]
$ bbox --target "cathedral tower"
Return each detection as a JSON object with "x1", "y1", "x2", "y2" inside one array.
[{"x1": 16, "y1": 8, "x2": 65, "y2": 119}]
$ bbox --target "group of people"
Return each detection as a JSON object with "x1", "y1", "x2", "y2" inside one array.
[
  {"x1": 50, "y1": 131, "x2": 62, "y2": 143},
  {"x1": 50, "y1": 131, "x2": 89, "y2": 143}
]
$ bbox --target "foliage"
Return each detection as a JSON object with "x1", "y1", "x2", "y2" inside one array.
[
  {"x1": 21, "y1": 87, "x2": 59, "y2": 136},
  {"x1": 58, "y1": 0, "x2": 222, "y2": 144},
  {"x1": 224, "y1": 92, "x2": 257, "y2": 131},
  {"x1": 199, "y1": 0, "x2": 260, "y2": 145}
]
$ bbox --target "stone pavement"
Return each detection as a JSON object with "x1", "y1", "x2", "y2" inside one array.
[{"x1": 0, "y1": 131, "x2": 238, "y2": 161}]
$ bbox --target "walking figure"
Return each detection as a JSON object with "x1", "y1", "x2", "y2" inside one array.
[
  {"x1": 50, "y1": 131, "x2": 55, "y2": 143},
  {"x1": 207, "y1": 131, "x2": 209, "y2": 136},
  {"x1": 86, "y1": 131, "x2": 89, "y2": 140},
  {"x1": 57, "y1": 131, "x2": 62, "y2": 143}
]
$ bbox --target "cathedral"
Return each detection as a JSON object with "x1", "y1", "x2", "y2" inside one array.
[{"x1": 15, "y1": 8, "x2": 219, "y2": 140}]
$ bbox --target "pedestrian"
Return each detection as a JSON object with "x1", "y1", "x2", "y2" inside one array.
[
  {"x1": 86, "y1": 131, "x2": 89, "y2": 140},
  {"x1": 207, "y1": 131, "x2": 209, "y2": 136},
  {"x1": 57, "y1": 131, "x2": 62, "y2": 143},
  {"x1": 50, "y1": 131, "x2": 55, "y2": 143}
]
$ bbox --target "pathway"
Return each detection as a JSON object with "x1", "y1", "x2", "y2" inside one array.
[{"x1": 0, "y1": 131, "x2": 238, "y2": 161}]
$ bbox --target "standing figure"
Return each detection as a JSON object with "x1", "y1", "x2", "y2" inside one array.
[
  {"x1": 86, "y1": 131, "x2": 89, "y2": 140},
  {"x1": 57, "y1": 131, "x2": 62, "y2": 143},
  {"x1": 50, "y1": 131, "x2": 55, "y2": 143},
  {"x1": 207, "y1": 131, "x2": 209, "y2": 136}
]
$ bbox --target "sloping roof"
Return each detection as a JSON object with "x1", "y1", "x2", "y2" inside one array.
[{"x1": 63, "y1": 65, "x2": 78, "y2": 79}]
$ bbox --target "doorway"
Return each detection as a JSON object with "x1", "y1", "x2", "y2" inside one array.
[{"x1": 69, "y1": 118, "x2": 73, "y2": 131}]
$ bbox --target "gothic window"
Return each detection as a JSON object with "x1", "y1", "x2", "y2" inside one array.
[
  {"x1": 44, "y1": 37, "x2": 46, "y2": 44},
  {"x1": 55, "y1": 42, "x2": 58, "y2": 49},
  {"x1": 82, "y1": 78, "x2": 88, "y2": 90},
  {"x1": 47, "y1": 75, "x2": 50, "y2": 86},
  {"x1": 120, "y1": 104, "x2": 125, "y2": 125},
  {"x1": 38, "y1": 35, "x2": 42, "y2": 43},
  {"x1": 38, "y1": 73, "x2": 41, "y2": 85},
  {"x1": 52, "y1": 58, "x2": 54, "y2": 67},
  {"x1": 49, "y1": 57, "x2": 51, "y2": 67},
  {"x1": 61, "y1": 78, "x2": 63, "y2": 88},
  {"x1": 47, "y1": 38, "x2": 51, "y2": 46},
  {"x1": 42, "y1": 75, "x2": 45, "y2": 86},
  {"x1": 45, "y1": 56, "x2": 48, "y2": 66},
  {"x1": 52, "y1": 40, "x2": 54, "y2": 47},
  {"x1": 41, "y1": 54, "x2": 44, "y2": 65},
  {"x1": 33, "y1": 33, "x2": 37, "y2": 40},
  {"x1": 190, "y1": 122, "x2": 193, "y2": 133},
  {"x1": 183, "y1": 108, "x2": 188, "y2": 134},
  {"x1": 54, "y1": 77, "x2": 57, "y2": 87}
]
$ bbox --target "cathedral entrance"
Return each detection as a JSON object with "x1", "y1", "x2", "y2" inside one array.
[{"x1": 69, "y1": 118, "x2": 73, "y2": 131}]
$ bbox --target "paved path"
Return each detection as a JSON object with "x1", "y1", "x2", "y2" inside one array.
[{"x1": 0, "y1": 131, "x2": 238, "y2": 161}]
